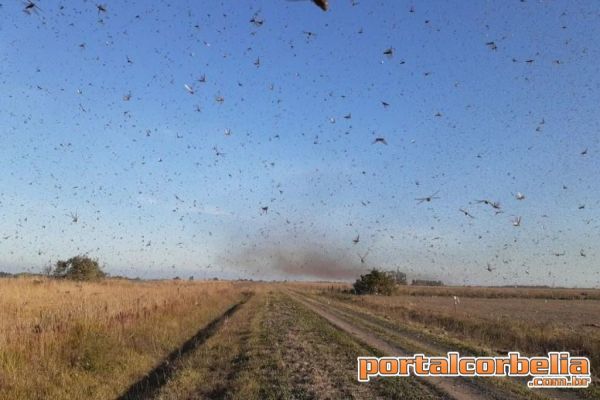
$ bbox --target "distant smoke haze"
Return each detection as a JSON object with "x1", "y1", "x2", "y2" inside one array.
[{"x1": 228, "y1": 239, "x2": 365, "y2": 280}]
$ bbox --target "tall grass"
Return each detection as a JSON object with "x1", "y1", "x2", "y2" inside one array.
[
  {"x1": 392, "y1": 285, "x2": 600, "y2": 300},
  {"x1": 0, "y1": 277, "x2": 249, "y2": 399},
  {"x1": 294, "y1": 282, "x2": 600, "y2": 299}
]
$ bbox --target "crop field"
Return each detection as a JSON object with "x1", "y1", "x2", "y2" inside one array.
[{"x1": 1, "y1": 277, "x2": 597, "y2": 400}]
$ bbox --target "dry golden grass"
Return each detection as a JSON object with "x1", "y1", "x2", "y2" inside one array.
[
  {"x1": 360, "y1": 295, "x2": 600, "y2": 330},
  {"x1": 298, "y1": 282, "x2": 600, "y2": 300},
  {"x1": 0, "y1": 276, "x2": 251, "y2": 400},
  {"x1": 392, "y1": 285, "x2": 600, "y2": 300}
]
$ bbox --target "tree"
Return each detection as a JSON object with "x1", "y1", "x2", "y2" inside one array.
[
  {"x1": 53, "y1": 255, "x2": 106, "y2": 281},
  {"x1": 41, "y1": 263, "x2": 53, "y2": 276},
  {"x1": 353, "y1": 269, "x2": 397, "y2": 295}
]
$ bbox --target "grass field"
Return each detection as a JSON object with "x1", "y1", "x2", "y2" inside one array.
[
  {"x1": 0, "y1": 277, "x2": 249, "y2": 399},
  {"x1": 0, "y1": 277, "x2": 598, "y2": 399}
]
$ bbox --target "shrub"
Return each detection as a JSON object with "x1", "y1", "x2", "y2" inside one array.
[
  {"x1": 353, "y1": 269, "x2": 397, "y2": 295},
  {"x1": 53, "y1": 256, "x2": 106, "y2": 281}
]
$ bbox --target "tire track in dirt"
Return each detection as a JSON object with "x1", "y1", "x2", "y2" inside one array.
[
  {"x1": 287, "y1": 290, "x2": 543, "y2": 400},
  {"x1": 117, "y1": 294, "x2": 252, "y2": 400},
  {"x1": 291, "y1": 291, "x2": 587, "y2": 400}
]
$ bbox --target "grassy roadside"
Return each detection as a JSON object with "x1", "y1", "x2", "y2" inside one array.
[{"x1": 154, "y1": 290, "x2": 268, "y2": 399}]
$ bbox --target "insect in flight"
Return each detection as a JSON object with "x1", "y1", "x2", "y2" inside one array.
[
  {"x1": 372, "y1": 137, "x2": 388, "y2": 145},
  {"x1": 23, "y1": 1, "x2": 40, "y2": 14},
  {"x1": 459, "y1": 208, "x2": 475, "y2": 219},
  {"x1": 416, "y1": 191, "x2": 440, "y2": 204},
  {"x1": 288, "y1": 0, "x2": 329, "y2": 11},
  {"x1": 312, "y1": 0, "x2": 329, "y2": 11}
]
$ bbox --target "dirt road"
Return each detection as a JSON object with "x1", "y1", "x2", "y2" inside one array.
[
  {"x1": 119, "y1": 288, "x2": 591, "y2": 400},
  {"x1": 286, "y1": 290, "x2": 587, "y2": 400},
  {"x1": 150, "y1": 290, "x2": 444, "y2": 399}
]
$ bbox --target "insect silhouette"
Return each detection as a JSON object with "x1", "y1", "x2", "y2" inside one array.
[
  {"x1": 302, "y1": 31, "x2": 317, "y2": 40},
  {"x1": 23, "y1": 1, "x2": 40, "y2": 14},
  {"x1": 514, "y1": 192, "x2": 526, "y2": 200},
  {"x1": 250, "y1": 15, "x2": 264, "y2": 26},
  {"x1": 67, "y1": 212, "x2": 79, "y2": 223},
  {"x1": 312, "y1": 0, "x2": 328, "y2": 11},
  {"x1": 459, "y1": 208, "x2": 475, "y2": 219},
  {"x1": 289, "y1": 0, "x2": 328, "y2": 11},
  {"x1": 476, "y1": 199, "x2": 501, "y2": 210},
  {"x1": 485, "y1": 41, "x2": 497, "y2": 51},
  {"x1": 184, "y1": 84, "x2": 195, "y2": 95},
  {"x1": 358, "y1": 250, "x2": 369, "y2": 264},
  {"x1": 416, "y1": 191, "x2": 440, "y2": 204}
]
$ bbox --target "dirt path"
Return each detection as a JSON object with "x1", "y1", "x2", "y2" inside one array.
[
  {"x1": 252, "y1": 291, "x2": 423, "y2": 399},
  {"x1": 152, "y1": 290, "x2": 444, "y2": 399},
  {"x1": 287, "y1": 290, "x2": 550, "y2": 400}
]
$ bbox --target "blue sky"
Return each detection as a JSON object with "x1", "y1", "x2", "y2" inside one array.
[{"x1": 0, "y1": 1, "x2": 599, "y2": 286}]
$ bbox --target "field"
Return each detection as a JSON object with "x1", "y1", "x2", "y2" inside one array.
[{"x1": 0, "y1": 278, "x2": 598, "y2": 399}]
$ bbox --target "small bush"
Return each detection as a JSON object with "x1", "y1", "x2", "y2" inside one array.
[
  {"x1": 353, "y1": 269, "x2": 397, "y2": 295},
  {"x1": 53, "y1": 256, "x2": 106, "y2": 281}
]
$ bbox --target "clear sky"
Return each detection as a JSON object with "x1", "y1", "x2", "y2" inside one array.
[{"x1": 0, "y1": 0, "x2": 599, "y2": 286}]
